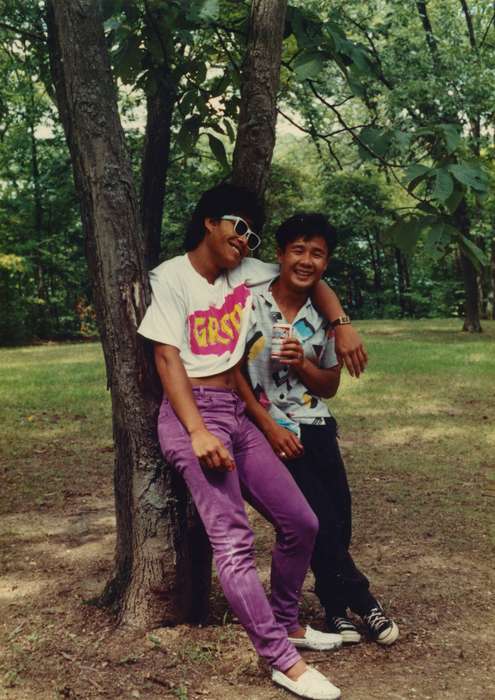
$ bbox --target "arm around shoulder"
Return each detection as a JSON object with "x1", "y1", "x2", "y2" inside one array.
[{"x1": 311, "y1": 280, "x2": 368, "y2": 377}]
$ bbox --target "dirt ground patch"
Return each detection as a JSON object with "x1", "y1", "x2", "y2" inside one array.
[
  {"x1": 1, "y1": 489, "x2": 494, "y2": 700},
  {"x1": 1, "y1": 331, "x2": 494, "y2": 699}
]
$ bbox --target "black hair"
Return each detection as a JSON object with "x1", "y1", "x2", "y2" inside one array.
[
  {"x1": 183, "y1": 183, "x2": 265, "y2": 251},
  {"x1": 275, "y1": 212, "x2": 337, "y2": 255}
]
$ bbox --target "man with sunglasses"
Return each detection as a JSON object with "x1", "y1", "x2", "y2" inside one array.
[{"x1": 138, "y1": 183, "x2": 366, "y2": 700}]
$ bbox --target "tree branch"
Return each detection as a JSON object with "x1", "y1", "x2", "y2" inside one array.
[
  {"x1": 415, "y1": 1, "x2": 441, "y2": 68},
  {"x1": 459, "y1": 0, "x2": 477, "y2": 50},
  {"x1": 325, "y1": 141, "x2": 343, "y2": 170},
  {"x1": 277, "y1": 107, "x2": 371, "y2": 139},
  {"x1": 479, "y1": 11, "x2": 495, "y2": 48},
  {"x1": 306, "y1": 80, "x2": 428, "y2": 202},
  {"x1": 340, "y1": 12, "x2": 394, "y2": 90},
  {"x1": 214, "y1": 28, "x2": 241, "y2": 76},
  {"x1": 0, "y1": 20, "x2": 45, "y2": 43}
]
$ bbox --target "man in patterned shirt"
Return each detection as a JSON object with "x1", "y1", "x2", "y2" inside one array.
[{"x1": 236, "y1": 213, "x2": 399, "y2": 646}]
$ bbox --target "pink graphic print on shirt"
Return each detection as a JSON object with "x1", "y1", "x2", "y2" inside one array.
[{"x1": 188, "y1": 284, "x2": 251, "y2": 356}]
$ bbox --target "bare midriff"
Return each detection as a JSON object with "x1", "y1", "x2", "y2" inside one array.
[{"x1": 189, "y1": 366, "x2": 238, "y2": 390}]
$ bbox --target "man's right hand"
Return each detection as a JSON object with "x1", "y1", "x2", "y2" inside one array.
[
  {"x1": 264, "y1": 423, "x2": 304, "y2": 461},
  {"x1": 190, "y1": 428, "x2": 235, "y2": 472}
]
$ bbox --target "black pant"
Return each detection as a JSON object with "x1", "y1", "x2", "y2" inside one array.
[{"x1": 285, "y1": 418, "x2": 376, "y2": 618}]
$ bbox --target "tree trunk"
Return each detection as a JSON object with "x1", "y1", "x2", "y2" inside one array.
[
  {"x1": 454, "y1": 200, "x2": 482, "y2": 332},
  {"x1": 365, "y1": 231, "x2": 382, "y2": 295},
  {"x1": 140, "y1": 73, "x2": 176, "y2": 268},
  {"x1": 459, "y1": 251, "x2": 482, "y2": 332},
  {"x1": 26, "y1": 72, "x2": 48, "y2": 334},
  {"x1": 489, "y1": 234, "x2": 495, "y2": 320},
  {"x1": 232, "y1": 0, "x2": 287, "y2": 196},
  {"x1": 394, "y1": 248, "x2": 410, "y2": 316},
  {"x1": 46, "y1": 0, "x2": 211, "y2": 628},
  {"x1": 415, "y1": 1, "x2": 441, "y2": 70}
]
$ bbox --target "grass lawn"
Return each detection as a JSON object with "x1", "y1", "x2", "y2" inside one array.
[{"x1": 0, "y1": 319, "x2": 494, "y2": 700}]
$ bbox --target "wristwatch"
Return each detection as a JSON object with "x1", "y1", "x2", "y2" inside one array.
[{"x1": 330, "y1": 315, "x2": 351, "y2": 328}]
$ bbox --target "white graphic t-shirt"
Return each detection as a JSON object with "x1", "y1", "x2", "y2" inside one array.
[{"x1": 138, "y1": 254, "x2": 277, "y2": 377}]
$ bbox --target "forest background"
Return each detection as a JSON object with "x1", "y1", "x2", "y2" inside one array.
[
  {"x1": 1, "y1": 0, "x2": 495, "y2": 347},
  {"x1": 1, "y1": 2, "x2": 494, "y2": 698}
]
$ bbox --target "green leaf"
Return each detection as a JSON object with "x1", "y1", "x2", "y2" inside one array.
[
  {"x1": 104, "y1": 17, "x2": 123, "y2": 31},
  {"x1": 414, "y1": 127, "x2": 435, "y2": 138},
  {"x1": 385, "y1": 218, "x2": 423, "y2": 255},
  {"x1": 438, "y1": 124, "x2": 461, "y2": 154},
  {"x1": 394, "y1": 130, "x2": 411, "y2": 154},
  {"x1": 459, "y1": 235, "x2": 489, "y2": 268},
  {"x1": 186, "y1": 0, "x2": 220, "y2": 23},
  {"x1": 210, "y1": 73, "x2": 231, "y2": 98},
  {"x1": 180, "y1": 90, "x2": 198, "y2": 117},
  {"x1": 293, "y1": 50, "x2": 327, "y2": 80},
  {"x1": 176, "y1": 116, "x2": 202, "y2": 153},
  {"x1": 198, "y1": 0, "x2": 220, "y2": 22},
  {"x1": 224, "y1": 119, "x2": 236, "y2": 143},
  {"x1": 358, "y1": 127, "x2": 392, "y2": 158},
  {"x1": 449, "y1": 163, "x2": 488, "y2": 192},
  {"x1": 423, "y1": 222, "x2": 452, "y2": 258},
  {"x1": 349, "y1": 45, "x2": 374, "y2": 75},
  {"x1": 210, "y1": 122, "x2": 225, "y2": 136},
  {"x1": 444, "y1": 184, "x2": 465, "y2": 213},
  {"x1": 287, "y1": 6, "x2": 324, "y2": 48},
  {"x1": 114, "y1": 34, "x2": 143, "y2": 85},
  {"x1": 417, "y1": 201, "x2": 439, "y2": 215},
  {"x1": 404, "y1": 164, "x2": 430, "y2": 183},
  {"x1": 347, "y1": 77, "x2": 365, "y2": 98},
  {"x1": 431, "y1": 169, "x2": 454, "y2": 203},
  {"x1": 208, "y1": 134, "x2": 229, "y2": 169}
]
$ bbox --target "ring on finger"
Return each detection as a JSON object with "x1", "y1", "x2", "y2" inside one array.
[{"x1": 279, "y1": 451, "x2": 287, "y2": 458}]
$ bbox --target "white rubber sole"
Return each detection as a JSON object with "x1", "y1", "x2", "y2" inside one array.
[
  {"x1": 339, "y1": 629, "x2": 361, "y2": 644},
  {"x1": 376, "y1": 621, "x2": 399, "y2": 645},
  {"x1": 288, "y1": 626, "x2": 342, "y2": 651},
  {"x1": 288, "y1": 637, "x2": 343, "y2": 651}
]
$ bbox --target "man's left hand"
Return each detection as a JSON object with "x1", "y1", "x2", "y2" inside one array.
[{"x1": 334, "y1": 325, "x2": 368, "y2": 377}]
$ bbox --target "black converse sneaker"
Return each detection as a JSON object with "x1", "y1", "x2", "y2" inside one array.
[
  {"x1": 362, "y1": 605, "x2": 399, "y2": 645},
  {"x1": 327, "y1": 615, "x2": 361, "y2": 644}
]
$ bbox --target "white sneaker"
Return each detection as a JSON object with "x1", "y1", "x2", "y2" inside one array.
[
  {"x1": 288, "y1": 625, "x2": 343, "y2": 651},
  {"x1": 272, "y1": 666, "x2": 341, "y2": 700},
  {"x1": 362, "y1": 606, "x2": 399, "y2": 646},
  {"x1": 327, "y1": 616, "x2": 362, "y2": 644}
]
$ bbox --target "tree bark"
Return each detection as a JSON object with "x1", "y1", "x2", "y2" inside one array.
[
  {"x1": 232, "y1": 0, "x2": 288, "y2": 197},
  {"x1": 459, "y1": 0, "x2": 477, "y2": 50},
  {"x1": 365, "y1": 231, "x2": 382, "y2": 296},
  {"x1": 454, "y1": 201, "x2": 482, "y2": 332},
  {"x1": 394, "y1": 248, "x2": 411, "y2": 316},
  {"x1": 459, "y1": 251, "x2": 482, "y2": 332},
  {"x1": 489, "y1": 234, "x2": 495, "y2": 320},
  {"x1": 139, "y1": 2, "x2": 178, "y2": 267},
  {"x1": 140, "y1": 77, "x2": 176, "y2": 268},
  {"x1": 46, "y1": 0, "x2": 211, "y2": 628},
  {"x1": 415, "y1": 1, "x2": 441, "y2": 70},
  {"x1": 25, "y1": 72, "x2": 47, "y2": 316}
]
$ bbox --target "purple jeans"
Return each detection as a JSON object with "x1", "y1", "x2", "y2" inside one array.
[{"x1": 158, "y1": 387, "x2": 318, "y2": 672}]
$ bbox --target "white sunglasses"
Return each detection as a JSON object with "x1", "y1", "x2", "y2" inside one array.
[{"x1": 221, "y1": 215, "x2": 261, "y2": 252}]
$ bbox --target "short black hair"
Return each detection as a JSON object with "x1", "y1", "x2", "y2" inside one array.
[
  {"x1": 184, "y1": 183, "x2": 265, "y2": 251},
  {"x1": 275, "y1": 212, "x2": 337, "y2": 255}
]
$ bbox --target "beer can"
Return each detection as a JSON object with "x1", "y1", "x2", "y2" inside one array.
[{"x1": 271, "y1": 322, "x2": 292, "y2": 358}]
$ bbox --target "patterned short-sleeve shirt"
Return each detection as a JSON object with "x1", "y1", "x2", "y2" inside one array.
[{"x1": 246, "y1": 280, "x2": 338, "y2": 437}]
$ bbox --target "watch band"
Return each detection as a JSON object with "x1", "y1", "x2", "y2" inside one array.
[{"x1": 331, "y1": 315, "x2": 351, "y2": 328}]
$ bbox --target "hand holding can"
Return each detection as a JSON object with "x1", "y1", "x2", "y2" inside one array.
[{"x1": 271, "y1": 323, "x2": 292, "y2": 359}]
